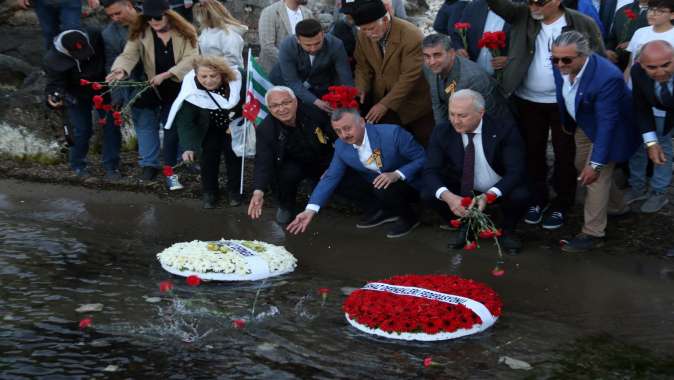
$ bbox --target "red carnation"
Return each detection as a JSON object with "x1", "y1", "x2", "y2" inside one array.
[
  {"x1": 485, "y1": 192, "x2": 497, "y2": 204},
  {"x1": 102, "y1": 104, "x2": 113, "y2": 112},
  {"x1": 624, "y1": 8, "x2": 637, "y2": 21},
  {"x1": 159, "y1": 280, "x2": 173, "y2": 293},
  {"x1": 114, "y1": 118, "x2": 123, "y2": 126},
  {"x1": 92, "y1": 95, "x2": 104, "y2": 106},
  {"x1": 423, "y1": 357, "x2": 434, "y2": 368},
  {"x1": 478, "y1": 230, "x2": 495, "y2": 239},
  {"x1": 450, "y1": 219, "x2": 462, "y2": 228},
  {"x1": 96, "y1": 118, "x2": 106, "y2": 126},
  {"x1": 491, "y1": 267, "x2": 505, "y2": 277},
  {"x1": 91, "y1": 82, "x2": 103, "y2": 91},
  {"x1": 232, "y1": 319, "x2": 246, "y2": 329},
  {"x1": 186, "y1": 275, "x2": 201, "y2": 286},
  {"x1": 112, "y1": 111, "x2": 122, "y2": 120},
  {"x1": 79, "y1": 317, "x2": 93, "y2": 330},
  {"x1": 494, "y1": 229, "x2": 503, "y2": 237},
  {"x1": 463, "y1": 241, "x2": 478, "y2": 251},
  {"x1": 163, "y1": 165, "x2": 174, "y2": 177},
  {"x1": 460, "y1": 197, "x2": 472, "y2": 207},
  {"x1": 454, "y1": 22, "x2": 471, "y2": 30},
  {"x1": 80, "y1": 79, "x2": 90, "y2": 86}
]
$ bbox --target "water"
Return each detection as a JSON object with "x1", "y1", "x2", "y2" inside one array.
[{"x1": 1, "y1": 179, "x2": 673, "y2": 378}]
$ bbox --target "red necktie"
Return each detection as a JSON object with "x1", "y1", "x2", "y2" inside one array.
[{"x1": 460, "y1": 133, "x2": 476, "y2": 196}]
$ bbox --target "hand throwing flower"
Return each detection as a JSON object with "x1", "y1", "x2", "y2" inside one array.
[{"x1": 455, "y1": 192, "x2": 506, "y2": 274}]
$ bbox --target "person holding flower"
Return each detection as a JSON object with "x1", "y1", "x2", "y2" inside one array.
[
  {"x1": 107, "y1": 0, "x2": 198, "y2": 190},
  {"x1": 163, "y1": 56, "x2": 242, "y2": 208},
  {"x1": 44, "y1": 29, "x2": 122, "y2": 180},
  {"x1": 423, "y1": 89, "x2": 529, "y2": 254},
  {"x1": 605, "y1": 0, "x2": 649, "y2": 70}
]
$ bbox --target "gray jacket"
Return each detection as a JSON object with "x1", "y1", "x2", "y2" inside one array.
[
  {"x1": 269, "y1": 33, "x2": 354, "y2": 105},
  {"x1": 423, "y1": 56, "x2": 512, "y2": 125},
  {"x1": 102, "y1": 21, "x2": 144, "y2": 105},
  {"x1": 258, "y1": 0, "x2": 314, "y2": 73}
]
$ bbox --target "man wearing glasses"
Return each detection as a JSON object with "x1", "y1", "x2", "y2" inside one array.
[
  {"x1": 486, "y1": 0, "x2": 603, "y2": 231},
  {"x1": 625, "y1": 0, "x2": 674, "y2": 80},
  {"x1": 551, "y1": 31, "x2": 640, "y2": 252},
  {"x1": 248, "y1": 86, "x2": 335, "y2": 224}
]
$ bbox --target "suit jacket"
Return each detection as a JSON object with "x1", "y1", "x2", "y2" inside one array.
[
  {"x1": 258, "y1": 0, "x2": 314, "y2": 73},
  {"x1": 423, "y1": 115, "x2": 526, "y2": 198},
  {"x1": 486, "y1": 0, "x2": 605, "y2": 96},
  {"x1": 554, "y1": 54, "x2": 640, "y2": 164},
  {"x1": 631, "y1": 62, "x2": 674, "y2": 139},
  {"x1": 423, "y1": 56, "x2": 511, "y2": 126},
  {"x1": 269, "y1": 33, "x2": 354, "y2": 105},
  {"x1": 308, "y1": 123, "x2": 426, "y2": 208},
  {"x1": 354, "y1": 17, "x2": 432, "y2": 125},
  {"x1": 111, "y1": 26, "x2": 198, "y2": 82},
  {"x1": 252, "y1": 103, "x2": 333, "y2": 192}
]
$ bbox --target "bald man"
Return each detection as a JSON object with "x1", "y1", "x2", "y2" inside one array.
[{"x1": 628, "y1": 40, "x2": 674, "y2": 214}]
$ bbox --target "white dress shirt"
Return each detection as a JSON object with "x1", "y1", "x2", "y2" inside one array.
[
  {"x1": 476, "y1": 11, "x2": 506, "y2": 75},
  {"x1": 435, "y1": 120, "x2": 503, "y2": 200},
  {"x1": 561, "y1": 56, "x2": 590, "y2": 121},
  {"x1": 286, "y1": 5, "x2": 304, "y2": 36}
]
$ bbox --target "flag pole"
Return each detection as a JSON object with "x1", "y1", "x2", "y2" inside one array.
[{"x1": 240, "y1": 48, "x2": 252, "y2": 195}]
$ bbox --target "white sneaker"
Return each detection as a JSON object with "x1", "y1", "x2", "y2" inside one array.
[{"x1": 166, "y1": 174, "x2": 184, "y2": 191}]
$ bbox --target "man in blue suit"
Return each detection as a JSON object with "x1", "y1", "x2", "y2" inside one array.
[
  {"x1": 551, "y1": 31, "x2": 641, "y2": 252},
  {"x1": 287, "y1": 108, "x2": 426, "y2": 238}
]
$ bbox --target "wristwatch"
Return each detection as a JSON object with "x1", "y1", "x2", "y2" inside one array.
[
  {"x1": 590, "y1": 162, "x2": 603, "y2": 172},
  {"x1": 646, "y1": 141, "x2": 658, "y2": 148}
]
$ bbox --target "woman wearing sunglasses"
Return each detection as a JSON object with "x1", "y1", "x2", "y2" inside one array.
[
  {"x1": 108, "y1": 0, "x2": 198, "y2": 189},
  {"x1": 164, "y1": 56, "x2": 242, "y2": 209}
]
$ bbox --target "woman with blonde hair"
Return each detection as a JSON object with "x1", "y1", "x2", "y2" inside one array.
[
  {"x1": 107, "y1": 0, "x2": 198, "y2": 188},
  {"x1": 193, "y1": 0, "x2": 248, "y2": 68},
  {"x1": 164, "y1": 56, "x2": 243, "y2": 208}
]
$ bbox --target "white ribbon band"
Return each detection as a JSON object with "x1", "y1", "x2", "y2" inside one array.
[
  {"x1": 362, "y1": 282, "x2": 496, "y2": 326},
  {"x1": 221, "y1": 241, "x2": 269, "y2": 276}
]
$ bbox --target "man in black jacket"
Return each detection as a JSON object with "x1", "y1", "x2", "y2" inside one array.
[
  {"x1": 247, "y1": 86, "x2": 336, "y2": 224},
  {"x1": 44, "y1": 29, "x2": 122, "y2": 179}
]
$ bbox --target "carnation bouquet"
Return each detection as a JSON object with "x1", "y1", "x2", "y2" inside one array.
[
  {"x1": 477, "y1": 31, "x2": 506, "y2": 81},
  {"x1": 79, "y1": 79, "x2": 152, "y2": 127}
]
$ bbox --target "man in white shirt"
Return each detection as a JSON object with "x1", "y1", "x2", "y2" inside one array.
[
  {"x1": 258, "y1": 0, "x2": 314, "y2": 73},
  {"x1": 423, "y1": 89, "x2": 530, "y2": 254},
  {"x1": 551, "y1": 31, "x2": 639, "y2": 252},
  {"x1": 287, "y1": 107, "x2": 426, "y2": 238}
]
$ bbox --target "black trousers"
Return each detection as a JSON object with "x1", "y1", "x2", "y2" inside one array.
[
  {"x1": 201, "y1": 125, "x2": 242, "y2": 195},
  {"x1": 276, "y1": 159, "x2": 326, "y2": 211},
  {"x1": 513, "y1": 96, "x2": 576, "y2": 211},
  {"x1": 424, "y1": 184, "x2": 530, "y2": 232}
]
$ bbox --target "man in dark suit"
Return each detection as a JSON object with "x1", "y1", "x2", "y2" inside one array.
[
  {"x1": 551, "y1": 31, "x2": 640, "y2": 252},
  {"x1": 247, "y1": 86, "x2": 335, "y2": 224},
  {"x1": 422, "y1": 33, "x2": 513, "y2": 127},
  {"x1": 629, "y1": 40, "x2": 673, "y2": 215},
  {"x1": 287, "y1": 108, "x2": 426, "y2": 238},
  {"x1": 423, "y1": 89, "x2": 529, "y2": 253},
  {"x1": 270, "y1": 19, "x2": 354, "y2": 113}
]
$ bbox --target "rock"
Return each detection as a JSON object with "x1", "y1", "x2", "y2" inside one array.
[
  {"x1": 75, "y1": 303, "x2": 104, "y2": 313},
  {"x1": 144, "y1": 296, "x2": 162, "y2": 303},
  {"x1": 0, "y1": 54, "x2": 35, "y2": 88},
  {"x1": 498, "y1": 356, "x2": 533, "y2": 370},
  {"x1": 103, "y1": 364, "x2": 119, "y2": 372}
]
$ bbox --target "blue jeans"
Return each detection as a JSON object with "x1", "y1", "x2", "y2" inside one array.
[
  {"x1": 131, "y1": 107, "x2": 166, "y2": 168},
  {"x1": 33, "y1": 0, "x2": 81, "y2": 49},
  {"x1": 628, "y1": 116, "x2": 673, "y2": 194},
  {"x1": 66, "y1": 100, "x2": 121, "y2": 172}
]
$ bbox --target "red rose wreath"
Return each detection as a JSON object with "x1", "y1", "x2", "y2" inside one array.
[{"x1": 343, "y1": 274, "x2": 502, "y2": 341}]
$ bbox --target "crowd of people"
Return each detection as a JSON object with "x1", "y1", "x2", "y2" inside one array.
[{"x1": 31, "y1": 0, "x2": 672, "y2": 255}]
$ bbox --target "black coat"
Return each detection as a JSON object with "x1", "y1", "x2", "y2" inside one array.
[
  {"x1": 433, "y1": 0, "x2": 468, "y2": 35},
  {"x1": 43, "y1": 29, "x2": 107, "y2": 105},
  {"x1": 252, "y1": 103, "x2": 335, "y2": 192},
  {"x1": 631, "y1": 63, "x2": 674, "y2": 137},
  {"x1": 423, "y1": 115, "x2": 526, "y2": 198}
]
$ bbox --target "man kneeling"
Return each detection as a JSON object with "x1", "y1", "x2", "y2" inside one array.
[{"x1": 287, "y1": 108, "x2": 426, "y2": 238}]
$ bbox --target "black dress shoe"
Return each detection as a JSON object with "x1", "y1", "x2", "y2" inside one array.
[
  {"x1": 498, "y1": 233, "x2": 522, "y2": 255},
  {"x1": 356, "y1": 209, "x2": 398, "y2": 229},
  {"x1": 448, "y1": 225, "x2": 469, "y2": 249},
  {"x1": 386, "y1": 218, "x2": 420, "y2": 238},
  {"x1": 202, "y1": 193, "x2": 217, "y2": 209},
  {"x1": 276, "y1": 208, "x2": 294, "y2": 224},
  {"x1": 141, "y1": 166, "x2": 158, "y2": 181}
]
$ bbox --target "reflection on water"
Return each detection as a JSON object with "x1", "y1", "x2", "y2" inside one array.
[{"x1": 1, "y1": 180, "x2": 673, "y2": 378}]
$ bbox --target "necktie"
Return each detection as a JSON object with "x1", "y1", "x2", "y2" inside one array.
[
  {"x1": 460, "y1": 133, "x2": 476, "y2": 196},
  {"x1": 659, "y1": 81, "x2": 674, "y2": 107}
]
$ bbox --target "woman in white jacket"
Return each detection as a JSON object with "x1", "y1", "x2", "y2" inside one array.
[{"x1": 193, "y1": 0, "x2": 248, "y2": 69}]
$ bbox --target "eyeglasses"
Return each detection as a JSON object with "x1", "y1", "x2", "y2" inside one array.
[
  {"x1": 268, "y1": 100, "x2": 294, "y2": 111},
  {"x1": 528, "y1": 0, "x2": 552, "y2": 7},
  {"x1": 647, "y1": 7, "x2": 671, "y2": 15},
  {"x1": 551, "y1": 54, "x2": 580, "y2": 65}
]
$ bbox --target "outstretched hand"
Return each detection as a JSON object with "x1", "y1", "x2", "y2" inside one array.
[
  {"x1": 247, "y1": 190, "x2": 264, "y2": 219},
  {"x1": 286, "y1": 210, "x2": 316, "y2": 235}
]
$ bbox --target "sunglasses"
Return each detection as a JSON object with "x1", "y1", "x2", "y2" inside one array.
[
  {"x1": 551, "y1": 55, "x2": 580, "y2": 65},
  {"x1": 149, "y1": 15, "x2": 164, "y2": 21},
  {"x1": 528, "y1": 0, "x2": 552, "y2": 6}
]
